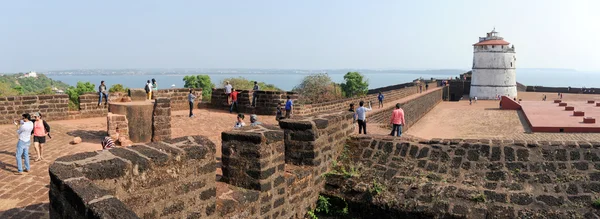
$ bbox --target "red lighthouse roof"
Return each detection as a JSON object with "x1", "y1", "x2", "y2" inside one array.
[{"x1": 473, "y1": 39, "x2": 510, "y2": 46}]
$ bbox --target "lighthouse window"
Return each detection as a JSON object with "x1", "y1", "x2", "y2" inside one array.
[
  {"x1": 492, "y1": 45, "x2": 495, "y2": 48},
  {"x1": 510, "y1": 62, "x2": 513, "y2": 67}
]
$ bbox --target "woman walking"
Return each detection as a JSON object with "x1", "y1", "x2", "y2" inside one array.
[{"x1": 32, "y1": 112, "x2": 50, "y2": 161}]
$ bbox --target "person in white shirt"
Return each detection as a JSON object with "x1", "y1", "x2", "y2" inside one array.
[
  {"x1": 224, "y1": 81, "x2": 233, "y2": 105},
  {"x1": 15, "y1": 113, "x2": 33, "y2": 175},
  {"x1": 355, "y1": 100, "x2": 372, "y2": 134}
]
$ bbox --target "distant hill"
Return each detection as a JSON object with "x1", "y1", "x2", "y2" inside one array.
[{"x1": 0, "y1": 73, "x2": 70, "y2": 97}]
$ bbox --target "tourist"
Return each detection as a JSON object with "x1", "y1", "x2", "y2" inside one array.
[
  {"x1": 285, "y1": 95, "x2": 293, "y2": 118},
  {"x1": 230, "y1": 88, "x2": 239, "y2": 113},
  {"x1": 152, "y1": 78, "x2": 158, "y2": 94},
  {"x1": 145, "y1": 80, "x2": 153, "y2": 100},
  {"x1": 276, "y1": 103, "x2": 283, "y2": 121},
  {"x1": 377, "y1": 92, "x2": 384, "y2": 108},
  {"x1": 14, "y1": 113, "x2": 33, "y2": 175},
  {"x1": 390, "y1": 103, "x2": 405, "y2": 137},
  {"x1": 419, "y1": 85, "x2": 423, "y2": 93},
  {"x1": 32, "y1": 113, "x2": 50, "y2": 162},
  {"x1": 101, "y1": 136, "x2": 115, "y2": 150},
  {"x1": 250, "y1": 114, "x2": 262, "y2": 126},
  {"x1": 469, "y1": 97, "x2": 472, "y2": 105},
  {"x1": 543, "y1": 94, "x2": 546, "y2": 101},
  {"x1": 225, "y1": 81, "x2": 233, "y2": 105},
  {"x1": 474, "y1": 96, "x2": 477, "y2": 103},
  {"x1": 252, "y1": 81, "x2": 259, "y2": 107},
  {"x1": 349, "y1": 103, "x2": 356, "y2": 124},
  {"x1": 98, "y1": 80, "x2": 108, "y2": 106},
  {"x1": 561, "y1": 93, "x2": 563, "y2": 99},
  {"x1": 425, "y1": 83, "x2": 429, "y2": 91},
  {"x1": 356, "y1": 100, "x2": 372, "y2": 134},
  {"x1": 188, "y1": 89, "x2": 196, "y2": 117},
  {"x1": 234, "y1": 113, "x2": 246, "y2": 128}
]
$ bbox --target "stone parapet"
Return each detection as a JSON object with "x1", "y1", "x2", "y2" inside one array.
[
  {"x1": 49, "y1": 136, "x2": 217, "y2": 219},
  {"x1": 323, "y1": 135, "x2": 600, "y2": 218},
  {"x1": 152, "y1": 98, "x2": 172, "y2": 142},
  {"x1": 0, "y1": 94, "x2": 69, "y2": 123},
  {"x1": 369, "y1": 88, "x2": 442, "y2": 130}
]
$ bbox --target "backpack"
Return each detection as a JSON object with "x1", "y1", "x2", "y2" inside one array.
[{"x1": 145, "y1": 83, "x2": 150, "y2": 93}]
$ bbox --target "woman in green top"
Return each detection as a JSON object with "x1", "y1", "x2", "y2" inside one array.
[{"x1": 151, "y1": 78, "x2": 158, "y2": 92}]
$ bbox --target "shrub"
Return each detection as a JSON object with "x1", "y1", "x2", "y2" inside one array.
[
  {"x1": 293, "y1": 73, "x2": 343, "y2": 104},
  {"x1": 109, "y1": 84, "x2": 128, "y2": 93},
  {"x1": 220, "y1": 77, "x2": 280, "y2": 91},
  {"x1": 66, "y1": 81, "x2": 95, "y2": 109},
  {"x1": 183, "y1": 75, "x2": 215, "y2": 101},
  {"x1": 341, "y1": 72, "x2": 369, "y2": 97}
]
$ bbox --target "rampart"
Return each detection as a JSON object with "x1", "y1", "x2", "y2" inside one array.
[
  {"x1": 0, "y1": 88, "x2": 201, "y2": 124},
  {"x1": 324, "y1": 136, "x2": 600, "y2": 218},
  {"x1": 209, "y1": 82, "x2": 439, "y2": 116},
  {"x1": 49, "y1": 136, "x2": 216, "y2": 218},
  {"x1": 526, "y1": 86, "x2": 599, "y2": 94},
  {"x1": 369, "y1": 88, "x2": 443, "y2": 131}
]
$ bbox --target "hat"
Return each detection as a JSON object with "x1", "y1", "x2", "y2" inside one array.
[
  {"x1": 250, "y1": 114, "x2": 257, "y2": 121},
  {"x1": 33, "y1": 112, "x2": 41, "y2": 117}
]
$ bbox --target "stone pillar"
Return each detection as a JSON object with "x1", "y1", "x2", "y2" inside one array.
[
  {"x1": 152, "y1": 98, "x2": 172, "y2": 142},
  {"x1": 107, "y1": 113, "x2": 129, "y2": 139},
  {"x1": 109, "y1": 101, "x2": 154, "y2": 143},
  {"x1": 221, "y1": 125, "x2": 287, "y2": 218}
]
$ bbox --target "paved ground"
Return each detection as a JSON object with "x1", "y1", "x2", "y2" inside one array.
[
  {"x1": 406, "y1": 95, "x2": 600, "y2": 141},
  {"x1": 0, "y1": 108, "x2": 279, "y2": 218}
]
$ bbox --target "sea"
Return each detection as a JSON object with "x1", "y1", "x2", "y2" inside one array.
[{"x1": 45, "y1": 69, "x2": 600, "y2": 91}]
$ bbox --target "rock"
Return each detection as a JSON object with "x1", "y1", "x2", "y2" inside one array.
[
  {"x1": 120, "y1": 96, "x2": 132, "y2": 102},
  {"x1": 120, "y1": 140, "x2": 133, "y2": 147},
  {"x1": 72, "y1": 137, "x2": 82, "y2": 144},
  {"x1": 118, "y1": 136, "x2": 128, "y2": 143}
]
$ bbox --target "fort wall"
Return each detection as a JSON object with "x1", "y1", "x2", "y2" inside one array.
[
  {"x1": 526, "y1": 86, "x2": 600, "y2": 94},
  {"x1": 0, "y1": 88, "x2": 201, "y2": 124},
  {"x1": 369, "y1": 88, "x2": 442, "y2": 131},
  {"x1": 324, "y1": 136, "x2": 600, "y2": 218}
]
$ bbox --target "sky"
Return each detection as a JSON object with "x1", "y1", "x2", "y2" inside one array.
[{"x1": 1, "y1": 0, "x2": 599, "y2": 72}]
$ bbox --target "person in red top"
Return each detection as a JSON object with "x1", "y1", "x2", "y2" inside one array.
[
  {"x1": 229, "y1": 88, "x2": 239, "y2": 113},
  {"x1": 390, "y1": 103, "x2": 405, "y2": 137}
]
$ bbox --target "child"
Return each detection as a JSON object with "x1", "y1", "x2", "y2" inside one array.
[
  {"x1": 234, "y1": 113, "x2": 246, "y2": 128},
  {"x1": 276, "y1": 103, "x2": 283, "y2": 121},
  {"x1": 102, "y1": 136, "x2": 115, "y2": 150}
]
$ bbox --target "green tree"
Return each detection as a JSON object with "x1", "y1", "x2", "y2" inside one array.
[
  {"x1": 220, "y1": 77, "x2": 281, "y2": 91},
  {"x1": 109, "y1": 84, "x2": 128, "y2": 93},
  {"x1": 293, "y1": 73, "x2": 343, "y2": 104},
  {"x1": 37, "y1": 86, "x2": 55, "y2": 95},
  {"x1": 0, "y1": 83, "x2": 19, "y2": 97},
  {"x1": 340, "y1": 72, "x2": 369, "y2": 97},
  {"x1": 66, "y1": 81, "x2": 96, "y2": 109},
  {"x1": 183, "y1": 75, "x2": 215, "y2": 100}
]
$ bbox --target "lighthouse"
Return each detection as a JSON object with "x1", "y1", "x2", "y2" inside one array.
[{"x1": 469, "y1": 29, "x2": 516, "y2": 100}]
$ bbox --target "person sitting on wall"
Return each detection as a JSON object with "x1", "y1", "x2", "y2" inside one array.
[
  {"x1": 250, "y1": 114, "x2": 262, "y2": 126},
  {"x1": 234, "y1": 113, "x2": 246, "y2": 128},
  {"x1": 390, "y1": 103, "x2": 405, "y2": 137},
  {"x1": 98, "y1": 80, "x2": 108, "y2": 106}
]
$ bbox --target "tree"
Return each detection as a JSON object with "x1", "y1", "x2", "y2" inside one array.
[
  {"x1": 220, "y1": 77, "x2": 281, "y2": 91},
  {"x1": 37, "y1": 86, "x2": 55, "y2": 95},
  {"x1": 293, "y1": 73, "x2": 343, "y2": 104},
  {"x1": 183, "y1": 75, "x2": 215, "y2": 100},
  {"x1": 109, "y1": 84, "x2": 128, "y2": 93},
  {"x1": 66, "y1": 82, "x2": 96, "y2": 109},
  {"x1": 0, "y1": 83, "x2": 19, "y2": 97},
  {"x1": 340, "y1": 72, "x2": 369, "y2": 97}
]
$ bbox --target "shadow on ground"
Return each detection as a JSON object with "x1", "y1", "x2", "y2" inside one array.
[
  {"x1": 0, "y1": 202, "x2": 49, "y2": 219},
  {"x1": 66, "y1": 130, "x2": 107, "y2": 143}
]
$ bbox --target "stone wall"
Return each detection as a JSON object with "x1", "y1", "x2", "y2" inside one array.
[
  {"x1": 217, "y1": 111, "x2": 355, "y2": 218},
  {"x1": 323, "y1": 136, "x2": 600, "y2": 218},
  {"x1": 154, "y1": 88, "x2": 202, "y2": 111},
  {"x1": 107, "y1": 113, "x2": 129, "y2": 139},
  {"x1": 526, "y1": 86, "x2": 599, "y2": 94},
  {"x1": 210, "y1": 88, "x2": 300, "y2": 115},
  {"x1": 152, "y1": 98, "x2": 172, "y2": 142},
  {"x1": 369, "y1": 88, "x2": 442, "y2": 131},
  {"x1": 0, "y1": 95, "x2": 69, "y2": 123},
  {"x1": 49, "y1": 136, "x2": 217, "y2": 219}
]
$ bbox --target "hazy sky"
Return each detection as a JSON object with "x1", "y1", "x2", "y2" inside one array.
[{"x1": 1, "y1": 0, "x2": 599, "y2": 72}]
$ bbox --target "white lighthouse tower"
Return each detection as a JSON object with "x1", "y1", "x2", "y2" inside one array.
[{"x1": 470, "y1": 28, "x2": 516, "y2": 99}]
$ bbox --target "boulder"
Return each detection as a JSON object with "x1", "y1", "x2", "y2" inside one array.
[
  {"x1": 72, "y1": 137, "x2": 82, "y2": 144},
  {"x1": 120, "y1": 139, "x2": 133, "y2": 147}
]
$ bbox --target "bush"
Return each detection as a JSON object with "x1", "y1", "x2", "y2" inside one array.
[
  {"x1": 109, "y1": 84, "x2": 128, "y2": 93},
  {"x1": 293, "y1": 73, "x2": 343, "y2": 104},
  {"x1": 183, "y1": 75, "x2": 215, "y2": 101},
  {"x1": 341, "y1": 72, "x2": 369, "y2": 97},
  {"x1": 66, "y1": 81, "x2": 96, "y2": 109},
  {"x1": 220, "y1": 77, "x2": 280, "y2": 91}
]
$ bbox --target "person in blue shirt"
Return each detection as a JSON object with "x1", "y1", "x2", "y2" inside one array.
[
  {"x1": 285, "y1": 96, "x2": 293, "y2": 118},
  {"x1": 377, "y1": 91, "x2": 384, "y2": 108}
]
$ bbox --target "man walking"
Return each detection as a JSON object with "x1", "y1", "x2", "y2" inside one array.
[
  {"x1": 225, "y1": 81, "x2": 233, "y2": 105},
  {"x1": 98, "y1": 80, "x2": 108, "y2": 106},
  {"x1": 15, "y1": 113, "x2": 33, "y2": 175},
  {"x1": 356, "y1": 100, "x2": 372, "y2": 134},
  {"x1": 230, "y1": 88, "x2": 239, "y2": 113},
  {"x1": 390, "y1": 103, "x2": 405, "y2": 137},
  {"x1": 252, "y1": 81, "x2": 260, "y2": 107},
  {"x1": 188, "y1": 89, "x2": 196, "y2": 117},
  {"x1": 285, "y1": 96, "x2": 293, "y2": 118}
]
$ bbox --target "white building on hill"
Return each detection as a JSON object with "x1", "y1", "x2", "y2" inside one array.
[
  {"x1": 22, "y1": 71, "x2": 38, "y2": 78},
  {"x1": 469, "y1": 29, "x2": 517, "y2": 99}
]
